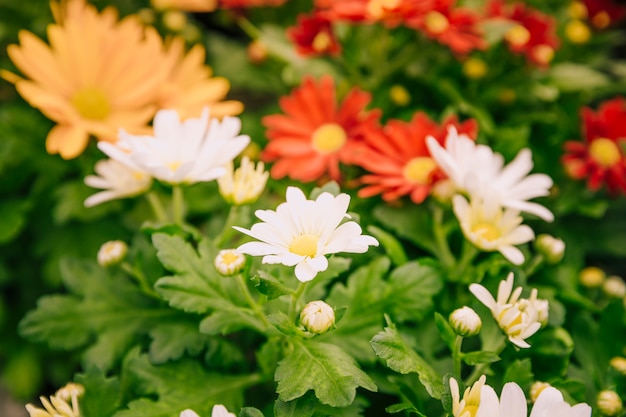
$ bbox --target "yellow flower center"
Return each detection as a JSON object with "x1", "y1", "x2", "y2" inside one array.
[
  {"x1": 565, "y1": 20, "x2": 591, "y2": 44},
  {"x1": 589, "y1": 138, "x2": 621, "y2": 167},
  {"x1": 311, "y1": 123, "x2": 347, "y2": 154},
  {"x1": 168, "y1": 161, "x2": 182, "y2": 172},
  {"x1": 463, "y1": 58, "x2": 488, "y2": 79},
  {"x1": 532, "y1": 45, "x2": 555, "y2": 65},
  {"x1": 472, "y1": 222, "x2": 500, "y2": 242},
  {"x1": 498, "y1": 306, "x2": 523, "y2": 334},
  {"x1": 221, "y1": 251, "x2": 241, "y2": 265},
  {"x1": 289, "y1": 234, "x2": 319, "y2": 257},
  {"x1": 592, "y1": 11, "x2": 611, "y2": 29},
  {"x1": 366, "y1": 0, "x2": 400, "y2": 19},
  {"x1": 312, "y1": 31, "x2": 332, "y2": 52},
  {"x1": 505, "y1": 24, "x2": 531, "y2": 47},
  {"x1": 389, "y1": 85, "x2": 410, "y2": 106},
  {"x1": 71, "y1": 87, "x2": 111, "y2": 121},
  {"x1": 403, "y1": 157, "x2": 437, "y2": 185},
  {"x1": 424, "y1": 11, "x2": 450, "y2": 34}
]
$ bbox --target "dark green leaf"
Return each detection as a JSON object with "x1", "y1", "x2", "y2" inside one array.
[
  {"x1": 253, "y1": 271, "x2": 294, "y2": 300},
  {"x1": 76, "y1": 368, "x2": 121, "y2": 417}
]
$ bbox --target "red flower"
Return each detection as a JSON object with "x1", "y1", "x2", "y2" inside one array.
[
  {"x1": 582, "y1": 0, "x2": 626, "y2": 29},
  {"x1": 262, "y1": 75, "x2": 381, "y2": 183},
  {"x1": 562, "y1": 97, "x2": 626, "y2": 194},
  {"x1": 354, "y1": 112, "x2": 478, "y2": 203},
  {"x1": 487, "y1": 0, "x2": 559, "y2": 67},
  {"x1": 287, "y1": 13, "x2": 341, "y2": 57},
  {"x1": 407, "y1": 0, "x2": 487, "y2": 54},
  {"x1": 314, "y1": 0, "x2": 435, "y2": 27}
]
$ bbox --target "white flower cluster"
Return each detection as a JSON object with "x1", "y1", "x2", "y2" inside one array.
[{"x1": 426, "y1": 127, "x2": 554, "y2": 265}]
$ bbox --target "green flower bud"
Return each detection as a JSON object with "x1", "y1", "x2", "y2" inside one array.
[{"x1": 534, "y1": 234, "x2": 565, "y2": 264}]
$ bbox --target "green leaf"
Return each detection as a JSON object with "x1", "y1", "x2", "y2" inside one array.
[
  {"x1": 370, "y1": 319, "x2": 445, "y2": 399},
  {"x1": 309, "y1": 181, "x2": 341, "y2": 199},
  {"x1": 550, "y1": 63, "x2": 610, "y2": 92},
  {"x1": 274, "y1": 393, "x2": 316, "y2": 417},
  {"x1": 385, "y1": 403, "x2": 426, "y2": 417},
  {"x1": 275, "y1": 340, "x2": 377, "y2": 407},
  {"x1": 253, "y1": 271, "x2": 294, "y2": 300},
  {"x1": 76, "y1": 368, "x2": 121, "y2": 417},
  {"x1": 149, "y1": 321, "x2": 208, "y2": 364},
  {"x1": 434, "y1": 313, "x2": 457, "y2": 352},
  {"x1": 267, "y1": 311, "x2": 307, "y2": 337},
  {"x1": 199, "y1": 308, "x2": 265, "y2": 335},
  {"x1": 239, "y1": 408, "x2": 266, "y2": 417},
  {"x1": 0, "y1": 199, "x2": 28, "y2": 243},
  {"x1": 503, "y1": 358, "x2": 534, "y2": 389},
  {"x1": 461, "y1": 351, "x2": 501, "y2": 366},
  {"x1": 366, "y1": 225, "x2": 408, "y2": 266},
  {"x1": 386, "y1": 259, "x2": 444, "y2": 322},
  {"x1": 373, "y1": 204, "x2": 437, "y2": 254},
  {"x1": 114, "y1": 352, "x2": 259, "y2": 417}
]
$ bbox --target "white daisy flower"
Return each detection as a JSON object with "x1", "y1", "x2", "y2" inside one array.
[
  {"x1": 452, "y1": 194, "x2": 534, "y2": 265},
  {"x1": 234, "y1": 186, "x2": 379, "y2": 282},
  {"x1": 426, "y1": 126, "x2": 554, "y2": 222},
  {"x1": 531, "y1": 387, "x2": 591, "y2": 417},
  {"x1": 98, "y1": 108, "x2": 250, "y2": 185},
  {"x1": 470, "y1": 273, "x2": 543, "y2": 348},
  {"x1": 211, "y1": 405, "x2": 236, "y2": 417},
  {"x1": 84, "y1": 159, "x2": 152, "y2": 207},
  {"x1": 218, "y1": 156, "x2": 269, "y2": 205},
  {"x1": 449, "y1": 375, "x2": 487, "y2": 417}
]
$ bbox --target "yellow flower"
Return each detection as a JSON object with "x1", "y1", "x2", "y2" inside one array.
[
  {"x1": 218, "y1": 156, "x2": 269, "y2": 205},
  {"x1": 4, "y1": 0, "x2": 169, "y2": 159}
]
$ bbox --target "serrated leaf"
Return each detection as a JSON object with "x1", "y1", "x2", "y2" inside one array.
[
  {"x1": 274, "y1": 393, "x2": 316, "y2": 417},
  {"x1": 149, "y1": 321, "x2": 208, "y2": 364},
  {"x1": 253, "y1": 271, "x2": 294, "y2": 300},
  {"x1": 461, "y1": 351, "x2": 501, "y2": 366},
  {"x1": 275, "y1": 340, "x2": 377, "y2": 407},
  {"x1": 370, "y1": 321, "x2": 444, "y2": 399},
  {"x1": 385, "y1": 403, "x2": 426, "y2": 416},
  {"x1": 76, "y1": 368, "x2": 121, "y2": 417},
  {"x1": 199, "y1": 308, "x2": 265, "y2": 335},
  {"x1": 114, "y1": 353, "x2": 259, "y2": 417},
  {"x1": 386, "y1": 260, "x2": 443, "y2": 322}
]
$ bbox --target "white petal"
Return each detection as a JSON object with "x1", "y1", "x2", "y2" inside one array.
[
  {"x1": 469, "y1": 284, "x2": 497, "y2": 310},
  {"x1": 295, "y1": 261, "x2": 319, "y2": 282},
  {"x1": 530, "y1": 387, "x2": 563, "y2": 417},
  {"x1": 180, "y1": 410, "x2": 201, "y2": 417},
  {"x1": 212, "y1": 404, "x2": 236, "y2": 417},
  {"x1": 476, "y1": 385, "x2": 500, "y2": 417},
  {"x1": 498, "y1": 245, "x2": 525, "y2": 265},
  {"x1": 500, "y1": 383, "x2": 527, "y2": 417}
]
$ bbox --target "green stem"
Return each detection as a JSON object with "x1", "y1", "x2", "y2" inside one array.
[
  {"x1": 236, "y1": 273, "x2": 270, "y2": 329},
  {"x1": 172, "y1": 184, "x2": 184, "y2": 225},
  {"x1": 464, "y1": 336, "x2": 507, "y2": 386},
  {"x1": 288, "y1": 281, "x2": 308, "y2": 322},
  {"x1": 524, "y1": 254, "x2": 545, "y2": 277},
  {"x1": 454, "y1": 240, "x2": 479, "y2": 279},
  {"x1": 215, "y1": 205, "x2": 244, "y2": 248},
  {"x1": 120, "y1": 262, "x2": 161, "y2": 300},
  {"x1": 453, "y1": 335, "x2": 464, "y2": 379},
  {"x1": 432, "y1": 204, "x2": 456, "y2": 269},
  {"x1": 237, "y1": 16, "x2": 261, "y2": 39},
  {"x1": 145, "y1": 191, "x2": 168, "y2": 222}
]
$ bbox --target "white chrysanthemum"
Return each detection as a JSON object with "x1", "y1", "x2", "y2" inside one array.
[
  {"x1": 449, "y1": 375, "x2": 487, "y2": 417},
  {"x1": 477, "y1": 383, "x2": 591, "y2": 417},
  {"x1": 98, "y1": 108, "x2": 250, "y2": 185},
  {"x1": 218, "y1": 156, "x2": 269, "y2": 205},
  {"x1": 452, "y1": 194, "x2": 534, "y2": 265},
  {"x1": 211, "y1": 405, "x2": 236, "y2": 417},
  {"x1": 234, "y1": 187, "x2": 379, "y2": 282},
  {"x1": 426, "y1": 126, "x2": 554, "y2": 222},
  {"x1": 470, "y1": 273, "x2": 543, "y2": 348},
  {"x1": 84, "y1": 159, "x2": 152, "y2": 207}
]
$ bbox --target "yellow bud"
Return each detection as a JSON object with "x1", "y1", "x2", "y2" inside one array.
[
  {"x1": 579, "y1": 266, "x2": 606, "y2": 288},
  {"x1": 463, "y1": 57, "x2": 488, "y2": 80},
  {"x1": 603, "y1": 276, "x2": 626, "y2": 298},
  {"x1": 389, "y1": 85, "x2": 411, "y2": 107},
  {"x1": 567, "y1": 1, "x2": 588, "y2": 20},
  {"x1": 609, "y1": 356, "x2": 626, "y2": 375},
  {"x1": 162, "y1": 10, "x2": 187, "y2": 32},
  {"x1": 566, "y1": 20, "x2": 591, "y2": 44},
  {"x1": 597, "y1": 390, "x2": 623, "y2": 416},
  {"x1": 214, "y1": 249, "x2": 246, "y2": 276}
]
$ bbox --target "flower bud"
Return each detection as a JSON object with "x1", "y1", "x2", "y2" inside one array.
[
  {"x1": 97, "y1": 240, "x2": 128, "y2": 267},
  {"x1": 579, "y1": 266, "x2": 605, "y2": 288},
  {"x1": 449, "y1": 306, "x2": 482, "y2": 337},
  {"x1": 389, "y1": 85, "x2": 410, "y2": 107},
  {"x1": 55, "y1": 382, "x2": 85, "y2": 402},
  {"x1": 462, "y1": 57, "x2": 488, "y2": 80},
  {"x1": 218, "y1": 156, "x2": 269, "y2": 206},
  {"x1": 214, "y1": 249, "x2": 246, "y2": 276},
  {"x1": 529, "y1": 381, "x2": 551, "y2": 403},
  {"x1": 300, "y1": 300, "x2": 335, "y2": 334},
  {"x1": 534, "y1": 234, "x2": 565, "y2": 264},
  {"x1": 603, "y1": 276, "x2": 626, "y2": 298},
  {"x1": 597, "y1": 390, "x2": 623, "y2": 416},
  {"x1": 432, "y1": 179, "x2": 457, "y2": 203},
  {"x1": 609, "y1": 356, "x2": 626, "y2": 375}
]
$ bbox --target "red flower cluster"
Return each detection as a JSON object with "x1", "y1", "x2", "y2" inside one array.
[
  {"x1": 562, "y1": 97, "x2": 626, "y2": 195},
  {"x1": 582, "y1": 0, "x2": 626, "y2": 29},
  {"x1": 287, "y1": 13, "x2": 341, "y2": 57},
  {"x1": 487, "y1": 0, "x2": 559, "y2": 67}
]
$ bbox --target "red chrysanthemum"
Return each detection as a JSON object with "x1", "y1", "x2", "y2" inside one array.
[
  {"x1": 562, "y1": 97, "x2": 626, "y2": 194},
  {"x1": 314, "y1": 0, "x2": 435, "y2": 27},
  {"x1": 582, "y1": 0, "x2": 626, "y2": 29},
  {"x1": 287, "y1": 13, "x2": 341, "y2": 57},
  {"x1": 262, "y1": 75, "x2": 381, "y2": 183},
  {"x1": 487, "y1": 0, "x2": 559, "y2": 67},
  {"x1": 407, "y1": 0, "x2": 486, "y2": 54},
  {"x1": 354, "y1": 112, "x2": 478, "y2": 203}
]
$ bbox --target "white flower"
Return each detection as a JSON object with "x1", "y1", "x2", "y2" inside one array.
[
  {"x1": 426, "y1": 126, "x2": 554, "y2": 222},
  {"x1": 234, "y1": 186, "x2": 378, "y2": 282},
  {"x1": 211, "y1": 405, "x2": 236, "y2": 417},
  {"x1": 452, "y1": 194, "x2": 534, "y2": 265},
  {"x1": 84, "y1": 159, "x2": 152, "y2": 207},
  {"x1": 449, "y1": 306, "x2": 482, "y2": 337},
  {"x1": 214, "y1": 249, "x2": 246, "y2": 276},
  {"x1": 469, "y1": 273, "x2": 543, "y2": 348},
  {"x1": 26, "y1": 382, "x2": 84, "y2": 417},
  {"x1": 180, "y1": 410, "x2": 200, "y2": 417},
  {"x1": 218, "y1": 156, "x2": 269, "y2": 205},
  {"x1": 477, "y1": 383, "x2": 591, "y2": 417},
  {"x1": 98, "y1": 108, "x2": 250, "y2": 185},
  {"x1": 449, "y1": 375, "x2": 487, "y2": 417},
  {"x1": 300, "y1": 300, "x2": 335, "y2": 334}
]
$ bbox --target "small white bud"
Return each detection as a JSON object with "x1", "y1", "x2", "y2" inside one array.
[
  {"x1": 603, "y1": 276, "x2": 626, "y2": 298},
  {"x1": 449, "y1": 306, "x2": 482, "y2": 337},
  {"x1": 534, "y1": 234, "x2": 565, "y2": 264},
  {"x1": 529, "y1": 381, "x2": 551, "y2": 403},
  {"x1": 597, "y1": 390, "x2": 623, "y2": 416},
  {"x1": 300, "y1": 300, "x2": 335, "y2": 334},
  {"x1": 609, "y1": 357, "x2": 626, "y2": 376},
  {"x1": 214, "y1": 249, "x2": 246, "y2": 276},
  {"x1": 97, "y1": 240, "x2": 128, "y2": 267}
]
